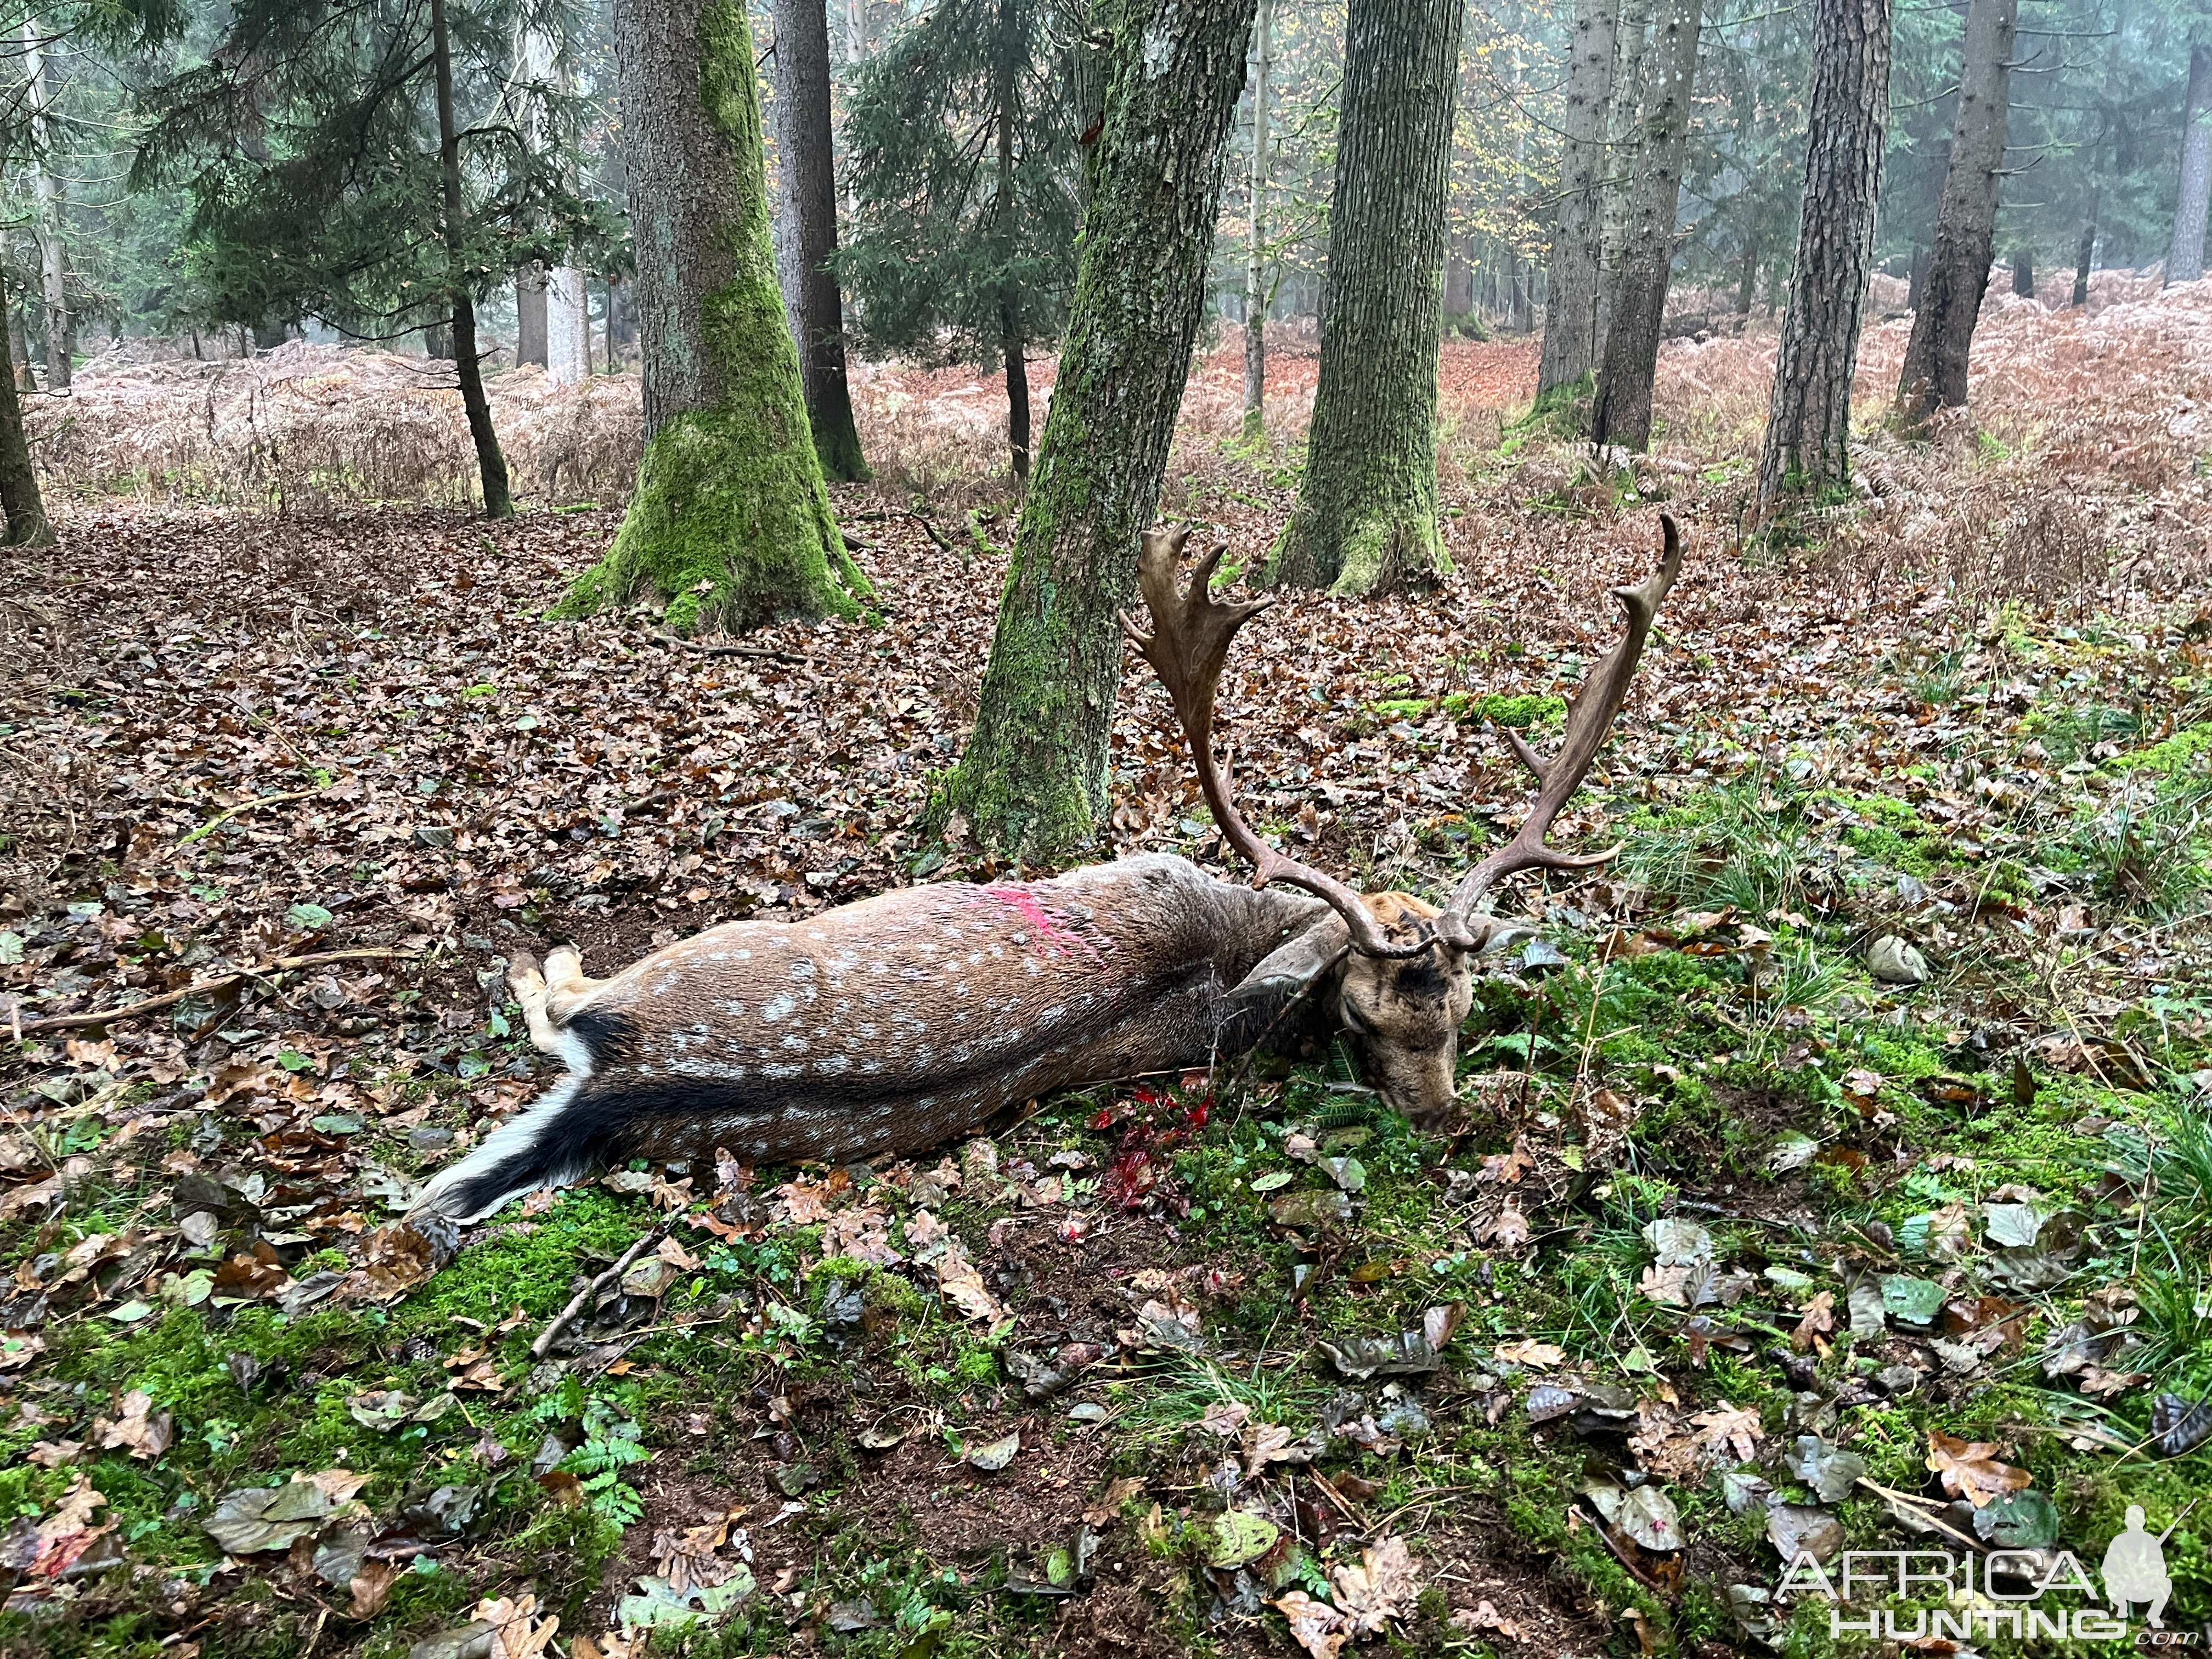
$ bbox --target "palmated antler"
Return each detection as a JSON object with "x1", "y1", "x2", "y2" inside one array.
[
  {"x1": 1435, "y1": 513, "x2": 1684, "y2": 950},
  {"x1": 1121, "y1": 526, "x2": 1429, "y2": 959}
]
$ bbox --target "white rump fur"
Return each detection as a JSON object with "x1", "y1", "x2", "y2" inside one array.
[{"x1": 411, "y1": 950, "x2": 599, "y2": 1223}]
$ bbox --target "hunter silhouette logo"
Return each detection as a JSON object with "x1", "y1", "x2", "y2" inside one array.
[
  {"x1": 1780, "y1": 1497, "x2": 2198, "y2": 1643},
  {"x1": 2102, "y1": 1504, "x2": 2178, "y2": 1628}
]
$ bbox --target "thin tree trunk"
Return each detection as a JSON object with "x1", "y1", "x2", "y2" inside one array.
[
  {"x1": 429, "y1": 0, "x2": 512, "y2": 518},
  {"x1": 934, "y1": 0, "x2": 1257, "y2": 859},
  {"x1": 1595, "y1": 0, "x2": 1651, "y2": 362},
  {"x1": 1541, "y1": 0, "x2": 1617, "y2": 403},
  {"x1": 1271, "y1": 0, "x2": 1464, "y2": 592},
  {"x1": 1756, "y1": 0, "x2": 1889, "y2": 503},
  {"x1": 1241, "y1": 0, "x2": 1271, "y2": 439},
  {"x1": 1591, "y1": 0, "x2": 1702, "y2": 452},
  {"x1": 2011, "y1": 249, "x2": 2033, "y2": 297},
  {"x1": 578, "y1": 0, "x2": 872, "y2": 632},
  {"x1": 3, "y1": 229, "x2": 33, "y2": 391},
  {"x1": 772, "y1": 0, "x2": 868, "y2": 478},
  {"x1": 1444, "y1": 238, "x2": 1474, "y2": 316},
  {"x1": 517, "y1": 266, "x2": 549, "y2": 366},
  {"x1": 23, "y1": 18, "x2": 67, "y2": 391},
  {"x1": 1894, "y1": 0, "x2": 2015, "y2": 426},
  {"x1": 993, "y1": 0, "x2": 1030, "y2": 479},
  {"x1": 2072, "y1": 198, "x2": 2096, "y2": 306},
  {"x1": 1735, "y1": 232, "x2": 1757, "y2": 315},
  {"x1": 0, "y1": 273, "x2": 50, "y2": 546},
  {"x1": 2168, "y1": 42, "x2": 2212, "y2": 285}
]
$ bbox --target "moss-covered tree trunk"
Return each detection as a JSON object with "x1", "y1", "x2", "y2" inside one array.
[
  {"x1": 932, "y1": 0, "x2": 1257, "y2": 860},
  {"x1": 0, "y1": 287, "x2": 50, "y2": 548},
  {"x1": 1267, "y1": 0, "x2": 1463, "y2": 594},
  {"x1": 772, "y1": 0, "x2": 869, "y2": 480},
  {"x1": 575, "y1": 0, "x2": 873, "y2": 634}
]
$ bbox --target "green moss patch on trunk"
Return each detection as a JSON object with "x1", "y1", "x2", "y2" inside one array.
[{"x1": 562, "y1": 0, "x2": 873, "y2": 634}]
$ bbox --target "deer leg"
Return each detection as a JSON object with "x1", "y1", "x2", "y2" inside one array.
[
  {"x1": 536, "y1": 946, "x2": 604, "y2": 1025},
  {"x1": 506, "y1": 951, "x2": 567, "y2": 1056}
]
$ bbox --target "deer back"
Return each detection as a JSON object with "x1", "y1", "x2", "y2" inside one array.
[{"x1": 540, "y1": 853, "x2": 1326, "y2": 1166}]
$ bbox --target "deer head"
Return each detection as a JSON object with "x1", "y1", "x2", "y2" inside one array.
[{"x1": 1121, "y1": 515, "x2": 1684, "y2": 1122}]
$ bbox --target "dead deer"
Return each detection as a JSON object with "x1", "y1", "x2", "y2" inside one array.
[{"x1": 415, "y1": 516, "x2": 1682, "y2": 1222}]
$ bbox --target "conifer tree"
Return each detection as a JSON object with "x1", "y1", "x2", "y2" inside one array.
[
  {"x1": 131, "y1": 0, "x2": 605, "y2": 517},
  {"x1": 839, "y1": 0, "x2": 1085, "y2": 479}
]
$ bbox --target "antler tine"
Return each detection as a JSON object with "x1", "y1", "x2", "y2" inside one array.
[
  {"x1": 1437, "y1": 513, "x2": 1685, "y2": 948},
  {"x1": 1120, "y1": 527, "x2": 1428, "y2": 960}
]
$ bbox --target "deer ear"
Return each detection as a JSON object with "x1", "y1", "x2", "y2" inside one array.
[{"x1": 1221, "y1": 916, "x2": 1350, "y2": 1046}]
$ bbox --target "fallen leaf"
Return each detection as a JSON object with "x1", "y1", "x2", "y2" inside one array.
[
  {"x1": 1925, "y1": 1431, "x2": 2033, "y2": 1508},
  {"x1": 1330, "y1": 1534, "x2": 1424, "y2": 1636},
  {"x1": 1494, "y1": 1339, "x2": 1566, "y2": 1368},
  {"x1": 935, "y1": 1235, "x2": 1007, "y2": 1323},
  {"x1": 95, "y1": 1390, "x2": 172, "y2": 1460},
  {"x1": 1271, "y1": 1589, "x2": 1347, "y2": 1659},
  {"x1": 966, "y1": 1431, "x2": 1020, "y2": 1472}
]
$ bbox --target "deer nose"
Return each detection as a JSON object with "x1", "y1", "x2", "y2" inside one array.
[{"x1": 1375, "y1": 1055, "x2": 1457, "y2": 1124}]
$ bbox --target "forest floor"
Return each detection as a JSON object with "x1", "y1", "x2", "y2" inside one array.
[{"x1": 3, "y1": 280, "x2": 2212, "y2": 1659}]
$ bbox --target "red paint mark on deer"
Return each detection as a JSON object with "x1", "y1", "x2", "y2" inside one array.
[{"x1": 975, "y1": 886, "x2": 1107, "y2": 962}]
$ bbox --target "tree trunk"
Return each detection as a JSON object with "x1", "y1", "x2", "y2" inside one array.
[
  {"x1": 23, "y1": 18, "x2": 67, "y2": 391},
  {"x1": 430, "y1": 0, "x2": 513, "y2": 518},
  {"x1": 548, "y1": 264, "x2": 591, "y2": 382},
  {"x1": 2168, "y1": 42, "x2": 2212, "y2": 286},
  {"x1": 578, "y1": 0, "x2": 872, "y2": 634},
  {"x1": 1270, "y1": 0, "x2": 1464, "y2": 592},
  {"x1": 1595, "y1": 0, "x2": 1651, "y2": 362},
  {"x1": 2, "y1": 229, "x2": 31, "y2": 392},
  {"x1": 2072, "y1": 200, "x2": 2096, "y2": 306},
  {"x1": 2011, "y1": 249, "x2": 2033, "y2": 297},
  {"x1": 933, "y1": 0, "x2": 1257, "y2": 859},
  {"x1": 1590, "y1": 0, "x2": 1701, "y2": 452},
  {"x1": 1893, "y1": 0, "x2": 2015, "y2": 426},
  {"x1": 1241, "y1": 0, "x2": 1271, "y2": 440},
  {"x1": 1538, "y1": 0, "x2": 1618, "y2": 403},
  {"x1": 1906, "y1": 244, "x2": 1927, "y2": 309},
  {"x1": 993, "y1": 0, "x2": 1030, "y2": 479},
  {"x1": 0, "y1": 275, "x2": 50, "y2": 546},
  {"x1": 772, "y1": 0, "x2": 868, "y2": 479},
  {"x1": 1443, "y1": 238, "x2": 1474, "y2": 316},
  {"x1": 517, "y1": 266, "x2": 550, "y2": 366},
  {"x1": 1735, "y1": 232, "x2": 1758, "y2": 315},
  {"x1": 1756, "y1": 0, "x2": 1889, "y2": 504}
]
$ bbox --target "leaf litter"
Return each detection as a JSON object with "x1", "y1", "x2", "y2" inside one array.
[{"x1": 5, "y1": 294, "x2": 2212, "y2": 1651}]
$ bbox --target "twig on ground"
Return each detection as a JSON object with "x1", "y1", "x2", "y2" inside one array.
[
  {"x1": 531, "y1": 1229, "x2": 667, "y2": 1361},
  {"x1": 845, "y1": 506, "x2": 952, "y2": 556},
  {"x1": 179, "y1": 786, "x2": 324, "y2": 845},
  {"x1": 14, "y1": 949, "x2": 412, "y2": 1036},
  {"x1": 650, "y1": 632, "x2": 818, "y2": 668}
]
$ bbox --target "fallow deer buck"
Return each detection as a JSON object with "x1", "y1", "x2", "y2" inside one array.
[{"x1": 415, "y1": 516, "x2": 1683, "y2": 1223}]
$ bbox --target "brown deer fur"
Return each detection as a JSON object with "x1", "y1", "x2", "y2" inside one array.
[
  {"x1": 416, "y1": 517, "x2": 1679, "y2": 1225},
  {"x1": 416, "y1": 857, "x2": 1487, "y2": 1221}
]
